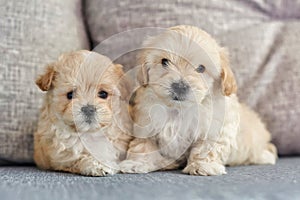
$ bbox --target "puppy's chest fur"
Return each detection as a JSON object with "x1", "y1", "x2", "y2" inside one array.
[
  {"x1": 154, "y1": 106, "x2": 203, "y2": 159},
  {"x1": 50, "y1": 126, "x2": 87, "y2": 163},
  {"x1": 50, "y1": 125, "x2": 120, "y2": 164},
  {"x1": 38, "y1": 114, "x2": 126, "y2": 171},
  {"x1": 134, "y1": 86, "x2": 212, "y2": 161}
]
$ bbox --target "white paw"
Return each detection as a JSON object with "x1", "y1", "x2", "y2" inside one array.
[
  {"x1": 82, "y1": 163, "x2": 118, "y2": 176},
  {"x1": 119, "y1": 160, "x2": 151, "y2": 173},
  {"x1": 183, "y1": 161, "x2": 227, "y2": 176},
  {"x1": 257, "y1": 149, "x2": 277, "y2": 165}
]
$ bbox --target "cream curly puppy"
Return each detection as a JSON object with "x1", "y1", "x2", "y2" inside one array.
[
  {"x1": 120, "y1": 25, "x2": 277, "y2": 175},
  {"x1": 34, "y1": 50, "x2": 132, "y2": 176}
]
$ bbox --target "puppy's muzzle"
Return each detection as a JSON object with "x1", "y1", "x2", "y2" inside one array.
[
  {"x1": 81, "y1": 105, "x2": 96, "y2": 123},
  {"x1": 170, "y1": 80, "x2": 190, "y2": 101}
]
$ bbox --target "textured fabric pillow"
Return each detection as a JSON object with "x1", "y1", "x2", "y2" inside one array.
[
  {"x1": 0, "y1": 0, "x2": 90, "y2": 163},
  {"x1": 85, "y1": 0, "x2": 300, "y2": 155}
]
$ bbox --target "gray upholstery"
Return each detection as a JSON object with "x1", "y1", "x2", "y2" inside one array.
[{"x1": 1, "y1": 158, "x2": 299, "y2": 200}]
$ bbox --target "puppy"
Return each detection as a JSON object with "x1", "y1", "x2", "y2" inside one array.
[
  {"x1": 34, "y1": 50, "x2": 132, "y2": 176},
  {"x1": 120, "y1": 25, "x2": 277, "y2": 175}
]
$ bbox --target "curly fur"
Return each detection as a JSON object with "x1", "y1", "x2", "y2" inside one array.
[
  {"x1": 34, "y1": 50, "x2": 132, "y2": 176},
  {"x1": 120, "y1": 25, "x2": 277, "y2": 175}
]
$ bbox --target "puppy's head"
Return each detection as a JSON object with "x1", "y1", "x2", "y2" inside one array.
[
  {"x1": 137, "y1": 25, "x2": 237, "y2": 104},
  {"x1": 36, "y1": 50, "x2": 126, "y2": 132}
]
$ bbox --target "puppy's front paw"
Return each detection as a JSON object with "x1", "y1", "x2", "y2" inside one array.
[
  {"x1": 183, "y1": 161, "x2": 226, "y2": 176},
  {"x1": 80, "y1": 163, "x2": 118, "y2": 177},
  {"x1": 120, "y1": 160, "x2": 151, "y2": 174}
]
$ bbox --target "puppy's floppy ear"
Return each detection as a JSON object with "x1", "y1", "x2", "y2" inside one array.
[
  {"x1": 111, "y1": 63, "x2": 132, "y2": 100},
  {"x1": 136, "y1": 63, "x2": 149, "y2": 86},
  {"x1": 112, "y1": 64, "x2": 124, "y2": 79},
  {"x1": 35, "y1": 63, "x2": 56, "y2": 91},
  {"x1": 220, "y1": 48, "x2": 237, "y2": 96}
]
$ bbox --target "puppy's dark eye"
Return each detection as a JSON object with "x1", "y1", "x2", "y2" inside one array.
[
  {"x1": 196, "y1": 65, "x2": 206, "y2": 73},
  {"x1": 161, "y1": 58, "x2": 170, "y2": 67},
  {"x1": 67, "y1": 91, "x2": 74, "y2": 100},
  {"x1": 98, "y1": 90, "x2": 108, "y2": 99}
]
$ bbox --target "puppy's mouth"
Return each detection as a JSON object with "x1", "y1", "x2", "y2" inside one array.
[
  {"x1": 83, "y1": 117, "x2": 96, "y2": 125},
  {"x1": 170, "y1": 92, "x2": 187, "y2": 102},
  {"x1": 70, "y1": 120, "x2": 103, "y2": 133}
]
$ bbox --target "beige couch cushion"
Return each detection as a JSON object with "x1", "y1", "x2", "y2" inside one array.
[
  {"x1": 85, "y1": 0, "x2": 300, "y2": 155},
  {"x1": 0, "y1": 0, "x2": 89, "y2": 163}
]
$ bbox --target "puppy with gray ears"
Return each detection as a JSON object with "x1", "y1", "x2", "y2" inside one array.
[
  {"x1": 120, "y1": 25, "x2": 277, "y2": 175},
  {"x1": 34, "y1": 50, "x2": 132, "y2": 176}
]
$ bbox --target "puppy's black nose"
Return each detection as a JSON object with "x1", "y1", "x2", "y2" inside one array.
[
  {"x1": 170, "y1": 80, "x2": 190, "y2": 101},
  {"x1": 81, "y1": 105, "x2": 96, "y2": 117}
]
